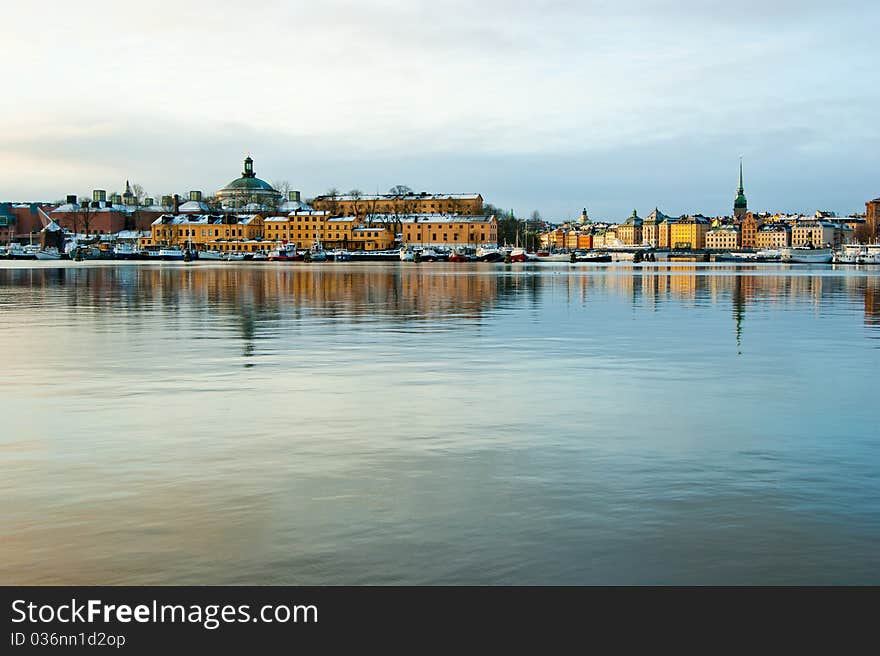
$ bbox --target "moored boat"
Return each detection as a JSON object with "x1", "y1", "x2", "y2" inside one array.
[
  {"x1": 476, "y1": 246, "x2": 504, "y2": 262},
  {"x1": 197, "y1": 249, "x2": 223, "y2": 260},
  {"x1": 576, "y1": 251, "x2": 613, "y2": 263},
  {"x1": 35, "y1": 247, "x2": 62, "y2": 260},
  {"x1": 158, "y1": 247, "x2": 186, "y2": 261},
  {"x1": 781, "y1": 246, "x2": 833, "y2": 263},
  {"x1": 112, "y1": 243, "x2": 142, "y2": 260},
  {"x1": 268, "y1": 243, "x2": 301, "y2": 261}
]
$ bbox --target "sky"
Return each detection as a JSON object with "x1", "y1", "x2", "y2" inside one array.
[{"x1": 1, "y1": 0, "x2": 878, "y2": 220}]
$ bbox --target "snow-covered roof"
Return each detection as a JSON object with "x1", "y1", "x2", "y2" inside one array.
[
  {"x1": 178, "y1": 200, "x2": 212, "y2": 212},
  {"x1": 314, "y1": 192, "x2": 481, "y2": 202},
  {"x1": 379, "y1": 213, "x2": 495, "y2": 225},
  {"x1": 279, "y1": 200, "x2": 313, "y2": 212}
]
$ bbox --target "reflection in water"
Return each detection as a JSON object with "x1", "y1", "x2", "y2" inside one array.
[{"x1": 1, "y1": 262, "x2": 879, "y2": 585}]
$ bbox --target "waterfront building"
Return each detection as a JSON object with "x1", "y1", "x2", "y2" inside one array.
[
  {"x1": 399, "y1": 214, "x2": 497, "y2": 248},
  {"x1": 0, "y1": 202, "x2": 57, "y2": 243},
  {"x1": 216, "y1": 156, "x2": 282, "y2": 210},
  {"x1": 262, "y1": 210, "x2": 337, "y2": 249},
  {"x1": 791, "y1": 220, "x2": 837, "y2": 248},
  {"x1": 139, "y1": 213, "x2": 269, "y2": 252},
  {"x1": 617, "y1": 210, "x2": 643, "y2": 245},
  {"x1": 866, "y1": 197, "x2": 880, "y2": 238},
  {"x1": 705, "y1": 224, "x2": 741, "y2": 250},
  {"x1": 657, "y1": 215, "x2": 673, "y2": 249},
  {"x1": 642, "y1": 208, "x2": 670, "y2": 247},
  {"x1": 755, "y1": 223, "x2": 791, "y2": 249},
  {"x1": 670, "y1": 215, "x2": 710, "y2": 250},
  {"x1": 740, "y1": 212, "x2": 762, "y2": 249},
  {"x1": 733, "y1": 159, "x2": 748, "y2": 220},
  {"x1": 312, "y1": 192, "x2": 483, "y2": 218},
  {"x1": 577, "y1": 232, "x2": 593, "y2": 249},
  {"x1": 49, "y1": 191, "x2": 130, "y2": 235}
]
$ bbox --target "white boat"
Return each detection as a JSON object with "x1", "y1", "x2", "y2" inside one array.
[
  {"x1": 781, "y1": 246, "x2": 833, "y2": 263},
  {"x1": 158, "y1": 247, "x2": 186, "y2": 261},
  {"x1": 756, "y1": 248, "x2": 782, "y2": 261},
  {"x1": 35, "y1": 247, "x2": 62, "y2": 260},
  {"x1": 834, "y1": 244, "x2": 862, "y2": 264},
  {"x1": 476, "y1": 246, "x2": 504, "y2": 262},
  {"x1": 862, "y1": 245, "x2": 880, "y2": 264},
  {"x1": 535, "y1": 251, "x2": 572, "y2": 262},
  {"x1": 399, "y1": 247, "x2": 415, "y2": 262},
  {"x1": 112, "y1": 243, "x2": 141, "y2": 259},
  {"x1": 252, "y1": 252, "x2": 268, "y2": 261},
  {"x1": 224, "y1": 252, "x2": 246, "y2": 261},
  {"x1": 6, "y1": 243, "x2": 38, "y2": 259},
  {"x1": 197, "y1": 250, "x2": 223, "y2": 260}
]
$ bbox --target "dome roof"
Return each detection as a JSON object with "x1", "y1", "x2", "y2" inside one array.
[
  {"x1": 217, "y1": 157, "x2": 279, "y2": 198},
  {"x1": 221, "y1": 176, "x2": 276, "y2": 192}
]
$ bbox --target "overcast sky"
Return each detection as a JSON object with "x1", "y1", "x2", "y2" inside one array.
[{"x1": 2, "y1": 0, "x2": 878, "y2": 219}]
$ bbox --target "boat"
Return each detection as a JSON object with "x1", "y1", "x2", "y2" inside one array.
[
  {"x1": 862, "y1": 245, "x2": 880, "y2": 264},
  {"x1": 35, "y1": 247, "x2": 62, "y2": 260},
  {"x1": 347, "y1": 250, "x2": 401, "y2": 261},
  {"x1": 252, "y1": 252, "x2": 268, "y2": 261},
  {"x1": 399, "y1": 247, "x2": 415, "y2": 262},
  {"x1": 576, "y1": 251, "x2": 613, "y2": 263},
  {"x1": 332, "y1": 250, "x2": 351, "y2": 262},
  {"x1": 834, "y1": 244, "x2": 880, "y2": 264},
  {"x1": 268, "y1": 243, "x2": 301, "y2": 262},
  {"x1": 476, "y1": 246, "x2": 504, "y2": 262},
  {"x1": 713, "y1": 251, "x2": 759, "y2": 262},
  {"x1": 534, "y1": 251, "x2": 572, "y2": 262},
  {"x1": 158, "y1": 247, "x2": 186, "y2": 261},
  {"x1": 5, "y1": 243, "x2": 38, "y2": 260},
  {"x1": 224, "y1": 252, "x2": 246, "y2": 262},
  {"x1": 781, "y1": 246, "x2": 833, "y2": 263},
  {"x1": 508, "y1": 247, "x2": 527, "y2": 263},
  {"x1": 755, "y1": 248, "x2": 782, "y2": 261},
  {"x1": 197, "y1": 250, "x2": 224, "y2": 260},
  {"x1": 112, "y1": 243, "x2": 142, "y2": 260}
]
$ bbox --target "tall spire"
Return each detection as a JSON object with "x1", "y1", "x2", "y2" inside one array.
[
  {"x1": 733, "y1": 157, "x2": 748, "y2": 218},
  {"x1": 737, "y1": 157, "x2": 744, "y2": 195}
]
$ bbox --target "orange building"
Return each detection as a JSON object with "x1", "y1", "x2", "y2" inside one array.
[
  {"x1": 312, "y1": 192, "x2": 483, "y2": 218},
  {"x1": 400, "y1": 214, "x2": 497, "y2": 248}
]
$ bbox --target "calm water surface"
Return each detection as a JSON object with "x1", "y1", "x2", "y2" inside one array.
[{"x1": 1, "y1": 261, "x2": 878, "y2": 584}]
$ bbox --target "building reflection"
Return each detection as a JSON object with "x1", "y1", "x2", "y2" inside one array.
[{"x1": 1, "y1": 263, "x2": 878, "y2": 360}]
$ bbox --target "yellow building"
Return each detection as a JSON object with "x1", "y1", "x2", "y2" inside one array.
[
  {"x1": 755, "y1": 223, "x2": 791, "y2": 249},
  {"x1": 669, "y1": 215, "x2": 710, "y2": 250},
  {"x1": 262, "y1": 210, "x2": 350, "y2": 249},
  {"x1": 312, "y1": 193, "x2": 483, "y2": 218},
  {"x1": 140, "y1": 213, "x2": 270, "y2": 252},
  {"x1": 400, "y1": 214, "x2": 497, "y2": 248},
  {"x1": 616, "y1": 210, "x2": 643, "y2": 245},
  {"x1": 642, "y1": 208, "x2": 669, "y2": 248},
  {"x1": 791, "y1": 220, "x2": 836, "y2": 248},
  {"x1": 705, "y1": 225, "x2": 741, "y2": 250}
]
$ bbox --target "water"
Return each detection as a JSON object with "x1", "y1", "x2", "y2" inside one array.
[{"x1": 1, "y1": 261, "x2": 878, "y2": 585}]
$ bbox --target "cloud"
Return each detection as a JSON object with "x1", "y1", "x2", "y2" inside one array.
[{"x1": 1, "y1": 0, "x2": 878, "y2": 216}]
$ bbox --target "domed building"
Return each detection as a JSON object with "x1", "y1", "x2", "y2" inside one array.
[{"x1": 216, "y1": 156, "x2": 281, "y2": 209}]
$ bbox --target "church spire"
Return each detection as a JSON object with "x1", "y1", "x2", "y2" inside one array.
[
  {"x1": 737, "y1": 157, "x2": 744, "y2": 195},
  {"x1": 733, "y1": 157, "x2": 748, "y2": 219}
]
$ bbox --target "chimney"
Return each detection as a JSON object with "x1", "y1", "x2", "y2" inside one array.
[
  {"x1": 93, "y1": 189, "x2": 106, "y2": 203},
  {"x1": 289, "y1": 190, "x2": 301, "y2": 202},
  {"x1": 172, "y1": 194, "x2": 180, "y2": 214},
  {"x1": 66, "y1": 194, "x2": 77, "y2": 205},
  {"x1": 189, "y1": 190, "x2": 202, "y2": 202}
]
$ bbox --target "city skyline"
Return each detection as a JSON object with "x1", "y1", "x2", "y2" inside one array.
[{"x1": 2, "y1": 0, "x2": 878, "y2": 219}]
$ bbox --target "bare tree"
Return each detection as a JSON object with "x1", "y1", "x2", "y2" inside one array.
[
  {"x1": 348, "y1": 189, "x2": 364, "y2": 218},
  {"x1": 389, "y1": 185, "x2": 413, "y2": 196}
]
